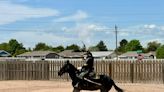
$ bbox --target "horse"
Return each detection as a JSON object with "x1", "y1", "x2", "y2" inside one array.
[{"x1": 58, "y1": 60, "x2": 123, "y2": 92}]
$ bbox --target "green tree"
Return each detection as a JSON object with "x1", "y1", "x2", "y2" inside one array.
[
  {"x1": 53, "y1": 45, "x2": 65, "y2": 52},
  {"x1": 8, "y1": 39, "x2": 19, "y2": 55},
  {"x1": 117, "y1": 39, "x2": 128, "y2": 53},
  {"x1": 8, "y1": 39, "x2": 26, "y2": 56},
  {"x1": 96, "y1": 40, "x2": 108, "y2": 51},
  {"x1": 5, "y1": 39, "x2": 27, "y2": 56},
  {"x1": 66, "y1": 44, "x2": 80, "y2": 52},
  {"x1": 33, "y1": 42, "x2": 52, "y2": 51},
  {"x1": 156, "y1": 45, "x2": 164, "y2": 59},
  {"x1": 120, "y1": 39, "x2": 128, "y2": 47},
  {"x1": 147, "y1": 41, "x2": 161, "y2": 52},
  {"x1": 125, "y1": 39, "x2": 143, "y2": 51},
  {"x1": 0, "y1": 43, "x2": 10, "y2": 52}
]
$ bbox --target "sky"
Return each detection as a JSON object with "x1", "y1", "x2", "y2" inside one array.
[{"x1": 0, "y1": 0, "x2": 164, "y2": 50}]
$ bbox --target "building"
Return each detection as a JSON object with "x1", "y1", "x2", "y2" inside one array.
[
  {"x1": 58, "y1": 50, "x2": 85, "y2": 59},
  {"x1": 91, "y1": 51, "x2": 116, "y2": 59},
  {"x1": 0, "y1": 50, "x2": 11, "y2": 57},
  {"x1": 17, "y1": 51, "x2": 61, "y2": 61},
  {"x1": 144, "y1": 51, "x2": 156, "y2": 59},
  {"x1": 59, "y1": 50, "x2": 116, "y2": 59},
  {"x1": 118, "y1": 51, "x2": 156, "y2": 59}
]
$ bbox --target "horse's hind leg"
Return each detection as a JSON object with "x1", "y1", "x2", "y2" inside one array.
[{"x1": 73, "y1": 88, "x2": 80, "y2": 92}]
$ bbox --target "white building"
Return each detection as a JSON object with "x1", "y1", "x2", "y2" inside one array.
[
  {"x1": 17, "y1": 51, "x2": 61, "y2": 61},
  {"x1": 91, "y1": 51, "x2": 116, "y2": 59},
  {"x1": 118, "y1": 51, "x2": 156, "y2": 59}
]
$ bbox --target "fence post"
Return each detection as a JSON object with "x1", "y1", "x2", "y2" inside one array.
[
  {"x1": 109, "y1": 62, "x2": 112, "y2": 77},
  {"x1": 130, "y1": 61, "x2": 134, "y2": 83},
  {"x1": 162, "y1": 62, "x2": 164, "y2": 84}
]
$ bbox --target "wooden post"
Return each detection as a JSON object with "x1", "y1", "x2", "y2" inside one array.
[
  {"x1": 162, "y1": 62, "x2": 164, "y2": 84},
  {"x1": 130, "y1": 61, "x2": 134, "y2": 83}
]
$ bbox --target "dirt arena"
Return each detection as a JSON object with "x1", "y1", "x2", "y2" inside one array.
[{"x1": 0, "y1": 81, "x2": 164, "y2": 92}]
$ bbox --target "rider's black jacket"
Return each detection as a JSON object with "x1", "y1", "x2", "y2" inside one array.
[{"x1": 82, "y1": 52, "x2": 94, "y2": 73}]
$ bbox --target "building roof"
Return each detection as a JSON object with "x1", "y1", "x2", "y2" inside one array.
[
  {"x1": 119, "y1": 51, "x2": 138, "y2": 57},
  {"x1": 59, "y1": 50, "x2": 115, "y2": 58},
  {"x1": 91, "y1": 51, "x2": 114, "y2": 57},
  {"x1": 59, "y1": 50, "x2": 85, "y2": 58},
  {"x1": 0, "y1": 50, "x2": 11, "y2": 57},
  {"x1": 119, "y1": 51, "x2": 156, "y2": 57},
  {"x1": 17, "y1": 51, "x2": 57, "y2": 57},
  {"x1": 147, "y1": 51, "x2": 156, "y2": 55}
]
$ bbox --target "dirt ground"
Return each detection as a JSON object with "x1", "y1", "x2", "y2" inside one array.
[{"x1": 0, "y1": 81, "x2": 163, "y2": 92}]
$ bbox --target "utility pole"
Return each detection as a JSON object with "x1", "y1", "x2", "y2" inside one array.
[{"x1": 115, "y1": 25, "x2": 118, "y2": 60}]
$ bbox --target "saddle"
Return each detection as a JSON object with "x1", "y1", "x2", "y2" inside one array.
[
  {"x1": 88, "y1": 72, "x2": 100, "y2": 79},
  {"x1": 75, "y1": 70, "x2": 102, "y2": 87},
  {"x1": 77, "y1": 67, "x2": 100, "y2": 80}
]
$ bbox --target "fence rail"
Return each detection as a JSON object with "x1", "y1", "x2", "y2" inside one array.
[{"x1": 0, "y1": 59, "x2": 164, "y2": 83}]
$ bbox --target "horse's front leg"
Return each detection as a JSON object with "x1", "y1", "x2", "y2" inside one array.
[
  {"x1": 100, "y1": 89, "x2": 108, "y2": 92},
  {"x1": 73, "y1": 88, "x2": 80, "y2": 92}
]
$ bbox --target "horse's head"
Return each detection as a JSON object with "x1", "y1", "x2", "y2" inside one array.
[{"x1": 58, "y1": 60, "x2": 72, "y2": 76}]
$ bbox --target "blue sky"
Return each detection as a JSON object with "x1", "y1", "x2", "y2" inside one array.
[{"x1": 0, "y1": 0, "x2": 164, "y2": 49}]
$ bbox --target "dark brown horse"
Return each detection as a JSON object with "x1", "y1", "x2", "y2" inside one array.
[{"x1": 58, "y1": 60, "x2": 123, "y2": 92}]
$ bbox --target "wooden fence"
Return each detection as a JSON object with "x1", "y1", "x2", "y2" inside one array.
[
  {"x1": 0, "y1": 61, "x2": 49, "y2": 80},
  {"x1": 0, "y1": 60, "x2": 164, "y2": 83}
]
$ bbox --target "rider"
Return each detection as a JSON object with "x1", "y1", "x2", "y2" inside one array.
[{"x1": 78, "y1": 51, "x2": 95, "y2": 79}]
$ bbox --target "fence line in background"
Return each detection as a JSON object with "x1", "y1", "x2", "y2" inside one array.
[
  {"x1": 0, "y1": 59, "x2": 164, "y2": 84},
  {"x1": 0, "y1": 61, "x2": 49, "y2": 80}
]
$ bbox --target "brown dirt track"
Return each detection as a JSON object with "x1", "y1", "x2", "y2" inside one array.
[{"x1": 0, "y1": 81, "x2": 163, "y2": 92}]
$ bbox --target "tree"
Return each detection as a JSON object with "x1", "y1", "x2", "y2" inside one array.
[
  {"x1": 8, "y1": 39, "x2": 26, "y2": 56},
  {"x1": 125, "y1": 39, "x2": 143, "y2": 51},
  {"x1": 156, "y1": 45, "x2": 164, "y2": 59},
  {"x1": 1, "y1": 39, "x2": 27, "y2": 56},
  {"x1": 0, "y1": 43, "x2": 10, "y2": 52},
  {"x1": 120, "y1": 39, "x2": 128, "y2": 47},
  {"x1": 8, "y1": 39, "x2": 20, "y2": 55},
  {"x1": 147, "y1": 41, "x2": 161, "y2": 52},
  {"x1": 117, "y1": 39, "x2": 128, "y2": 53},
  {"x1": 53, "y1": 45, "x2": 65, "y2": 52},
  {"x1": 66, "y1": 44, "x2": 80, "y2": 52},
  {"x1": 96, "y1": 40, "x2": 108, "y2": 51},
  {"x1": 33, "y1": 42, "x2": 52, "y2": 51}
]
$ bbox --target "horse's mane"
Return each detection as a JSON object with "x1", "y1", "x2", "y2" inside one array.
[{"x1": 68, "y1": 63, "x2": 78, "y2": 72}]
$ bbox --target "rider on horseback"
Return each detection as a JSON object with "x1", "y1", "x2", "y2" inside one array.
[{"x1": 78, "y1": 51, "x2": 95, "y2": 79}]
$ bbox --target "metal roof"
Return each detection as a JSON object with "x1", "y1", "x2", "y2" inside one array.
[
  {"x1": 17, "y1": 51, "x2": 57, "y2": 57},
  {"x1": 0, "y1": 50, "x2": 11, "y2": 57},
  {"x1": 91, "y1": 51, "x2": 114, "y2": 57},
  {"x1": 58, "y1": 50, "x2": 85, "y2": 57}
]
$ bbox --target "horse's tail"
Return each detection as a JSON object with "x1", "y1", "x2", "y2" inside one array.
[{"x1": 112, "y1": 80, "x2": 123, "y2": 92}]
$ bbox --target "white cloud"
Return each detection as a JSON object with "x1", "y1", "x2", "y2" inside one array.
[
  {"x1": 148, "y1": 39, "x2": 164, "y2": 42},
  {"x1": 119, "y1": 24, "x2": 160, "y2": 36},
  {"x1": 61, "y1": 23, "x2": 113, "y2": 46},
  {"x1": 144, "y1": 24, "x2": 157, "y2": 29},
  {"x1": 160, "y1": 26, "x2": 164, "y2": 31},
  {"x1": 0, "y1": 1, "x2": 59, "y2": 25},
  {"x1": 119, "y1": 32, "x2": 129, "y2": 36},
  {"x1": 55, "y1": 10, "x2": 88, "y2": 22},
  {"x1": 0, "y1": 31, "x2": 73, "y2": 48}
]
